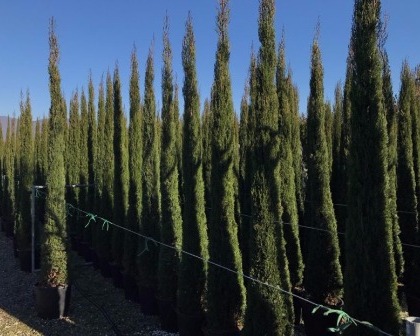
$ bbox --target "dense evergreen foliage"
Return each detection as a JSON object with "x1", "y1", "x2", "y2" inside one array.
[
  {"x1": 345, "y1": 1, "x2": 401, "y2": 334},
  {"x1": 40, "y1": 19, "x2": 68, "y2": 286},
  {"x1": 158, "y1": 15, "x2": 183, "y2": 312},
  {"x1": 206, "y1": 0, "x2": 246, "y2": 331},
  {"x1": 112, "y1": 65, "x2": 129, "y2": 268},
  {"x1": 124, "y1": 48, "x2": 142, "y2": 278},
  {"x1": 276, "y1": 36, "x2": 304, "y2": 289},
  {"x1": 138, "y1": 47, "x2": 161, "y2": 291},
  {"x1": 16, "y1": 92, "x2": 33, "y2": 251},
  {"x1": 243, "y1": 0, "x2": 293, "y2": 334},
  {"x1": 177, "y1": 13, "x2": 209, "y2": 330},
  {"x1": 304, "y1": 35, "x2": 343, "y2": 303}
]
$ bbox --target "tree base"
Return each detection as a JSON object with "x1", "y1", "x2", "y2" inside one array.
[{"x1": 157, "y1": 297, "x2": 178, "y2": 332}]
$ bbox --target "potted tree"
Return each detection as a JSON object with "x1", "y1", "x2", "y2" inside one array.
[
  {"x1": 34, "y1": 18, "x2": 71, "y2": 319},
  {"x1": 302, "y1": 32, "x2": 344, "y2": 336}
]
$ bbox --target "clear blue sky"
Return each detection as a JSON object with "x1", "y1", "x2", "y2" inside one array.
[{"x1": 0, "y1": 0, "x2": 419, "y2": 119}]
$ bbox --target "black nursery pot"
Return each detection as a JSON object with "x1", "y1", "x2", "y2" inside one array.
[
  {"x1": 34, "y1": 283, "x2": 71, "y2": 319},
  {"x1": 202, "y1": 327, "x2": 241, "y2": 336},
  {"x1": 99, "y1": 258, "x2": 112, "y2": 278},
  {"x1": 302, "y1": 296, "x2": 344, "y2": 336}
]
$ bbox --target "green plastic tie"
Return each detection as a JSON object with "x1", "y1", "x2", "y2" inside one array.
[{"x1": 85, "y1": 213, "x2": 97, "y2": 228}]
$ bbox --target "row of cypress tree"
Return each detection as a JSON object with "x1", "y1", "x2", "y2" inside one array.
[{"x1": 1, "y1": 0, "x2": 420, "y2": 335}]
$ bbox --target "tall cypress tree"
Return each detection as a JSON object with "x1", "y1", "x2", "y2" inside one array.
[
  {"x1": 87, "y1": 75, "x2": 97, "y2": 243},
  {"x1": 111, "y1": 65, "x2": 129, "y2": 269},
  {"x1": 138, "y1": 46, "x2": 161, "y2": 296},
  {"x1": 3, "y1": 118, "x2": 15, "y2": 236},
  {"x1": 383, "y1": 53, "x2": 403, "y2": 280},
  {"x1": 276, "y1": 35, "x2": 304, "y2": 290},
  {"x1": 239, "y1": 52, "x2": 256, "y2": 277},
  {"x1": 206, "y1": 0, "x2": 246, "y2": 331},
  {"x1": 95, "y1": 79, "x2": 105, "y2": 211},
  {"x1": 177, "y1": 13, "x2": 209, "y2": 334},
  {"x1": 158, "y1": 17, "x2": 183, "y2": 329},
  {"x1": 330, "y1": 83, "x2": 343, "y2": 207},
  {"x1": 40, "y1": 18, "x2": 68, "y2": 286},
  {"x1": 123, "y1": 48, "x2": 142, "y2": 280},
  {"x1": 397, "y1": 62, "x2": 419, "y2": 302},
  {"x1": 243, "y1": 0, "x2": 292, "y2": 334},
  {"x1": 79, "y1": 89, "x2": 89, "y2": 242},
  {"x1": 345, "y1": 1, "x2": 401, "y2": 334},
  {"x1": 98, "y1": 71, "x2": 114, "y2": 267},
  {"x1": 16, "y1": 91, "x2": 33, "y2": 253},
  {"x1": 304, "y1": 34, "x2": 343, "y2": 305},
  {"x1": 66, "y1": 91, "x2": 80, "y2": 238}
]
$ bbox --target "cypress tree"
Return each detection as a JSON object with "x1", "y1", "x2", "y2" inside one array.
[
  {"x1": 79, "y1": 89, "x2": 89, "y2": 242},
  {"x1": 16, "y1": 92, "x2": 33, "y2": 252},
  {"x1": 289, "y1": 80, "x2": 304, "y2": 217},
  {"x1": 304, "y1": 34, "x2": 343, "y2": 305},
  {"x1": 123, "y1": 48, "x2": 142, "y2": 280},
  {"x1": 397, "y1": 62, "x2": 419, "y2": 302},
  {"x1": 345, "y1": 1, "x2": 401, "y2": 334},
  {"x1": 3, "y1": 118, "x2": 16, "y2": 237},
  {"x1": 206, "y1": 0, "x2": 246, "y2": 331},
  {"x1": 66, "y1": 91, "x2": 80, "y2": 238},
  {"x1": 138, "y1": 46, "x2": 161, "y2": 295},
  {"x1": 177, "y1": 13, "x2": 209, "y2": 333},
  {"x1": 330, "y1": 83, "x2": 343, "y2": 207},
  {"x1": 239, "y1": 52, "x2": 256, "y2": 277},
  {"x1": 87, "y1": 75, "x2": 97, "y2": 244},
  {"x1": 383, "y1": 53, "x2": 403, "y2": 280},
  {"x1": 276, "y1": 35, "x2": 304, "y2": 289},
  {"x1": 40, "y1": 18, "x2": 68, "y2": 286},
  {"x1": 243, "y1": 0, "x2": 292, "y2": 334},
  {"x1": 98, "y1": 71, "x2": 114, "y2": 266},
  {"x1": 111, "y1": 65, "x2": 129, "y2": 269},
  {"x1": 158, "y1": 16, "x2": 183, "y2": 328},
  {"x1": 95, "y1": 78, "x2": 105, "y2": 213}
]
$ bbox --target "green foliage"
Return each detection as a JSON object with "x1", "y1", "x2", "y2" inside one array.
[
  {"x1": 138, "y1": 47, "x2": 161, "y2": 289},
  {"x1": 124, "y1": 48, "x2": 142, "y2": 277},
  {"x1": 239, "y1": 52, "x2": 256, "y2": 278},
  {"x1": 202, "y1": 98, "x2": 212, "y2": 217},
  {"x1": 3, "y1": 118, "x2": 16, "y2": 229},
  {"x1": 243, "y1": 0, "x2": 292, "y2": 334},
  {"x1": 397, "y1": 62, "x2": 419, "y2": 293},
  {"x1": 98, "y1": 71, "x2": 114, "y2": 264},
  {"x1": 40, "y1": 18, "x2": 68, "y2": 286},
  {"x1": 66, "y1": 91, "x2": 80, "y2": 236},
  {"x1": 304, "y1": 37, "x2": 343, "y2": 303},
  {"x1": 206, "y1": 0, "x2": 246, "y2": 330},
  {"x1": 345, "y1": 1, "x2": 401, "y2": 334},
  {"x1": 177, "y1": 13, "x2": 209, "y2": 320},
  {"x1": 112, "y1": 65, "x2": 129, "y2": 267},
  {"x1": 87, "y1": 75, "x2": 97, "y2": 243},
  {"x1": 158, "y1": 17, "x2": 183, "y2": 302},
  {"x1": 383, "y1": 53, "x2": 403, "y2": 280},
  {"x1": 79, "y1": 89, "x2": 89, "y2": 241},
  {"x1": 16, "y1": 92, "x2": 33, "y2": 250},
  {"x1": 276, "y1": 36, "x2": 304, "y2": 288}
]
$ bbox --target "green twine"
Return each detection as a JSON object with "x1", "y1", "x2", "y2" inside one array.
[{"x1": 85, "y1": 213, "x2": 97, "y2": 228}]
